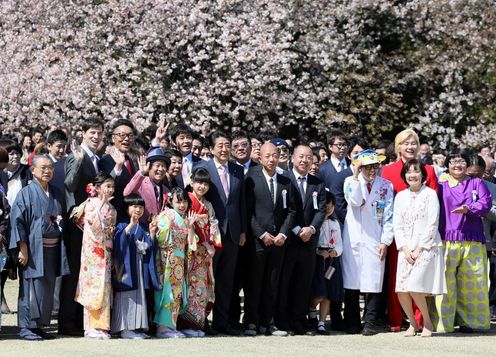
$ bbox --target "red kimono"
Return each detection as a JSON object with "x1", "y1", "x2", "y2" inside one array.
[{"x1": 381, "y1": 160, "x2": 438, "y2": 330}]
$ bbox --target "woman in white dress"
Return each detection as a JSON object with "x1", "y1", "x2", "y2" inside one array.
[{"x1": 393, "y1": 159, "x2": 446, "y2": 337}]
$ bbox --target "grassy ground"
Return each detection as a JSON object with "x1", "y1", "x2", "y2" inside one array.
[{"x1": 1, "y1": 279, "x2": 495, "y2": 356}]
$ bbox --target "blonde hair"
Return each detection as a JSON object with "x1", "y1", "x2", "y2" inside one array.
[{"x1": 394, "y1": 128, "x2": 419, "y2": 159}]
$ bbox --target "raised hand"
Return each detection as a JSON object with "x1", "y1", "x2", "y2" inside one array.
[
  {"x1": 71, "y1": 140, "x2": 85, "y2": 161},
  {"x1": 138, "y1": 155, "x2": 149, "y2": 176},
  {"x1": 110, "y1": 146, "x2": 126, "y2": 167},
  {"x1": 149, "y1": 216, "x2": 158, "y2": 237},
  {"x1": 155, "y1": 118, "x2": 170, "y2": 143},
  {"x1": 185, "y1": 211, "x2": 199, "y2": 227}
]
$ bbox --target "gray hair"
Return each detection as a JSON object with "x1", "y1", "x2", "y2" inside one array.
[{"x1": 31, "y1": 154, "x2": 53, "y2": 168}]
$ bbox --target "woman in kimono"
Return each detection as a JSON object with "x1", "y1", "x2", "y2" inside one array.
[
  {"x1": 179, "y1": 167, "x2": 220, "y2": 336},
  {"x1": 111, "y1": 193, "x2": 159, "y2": 339},
  {"x1": 393, "y1": 159, "x2": 446, "y2": 337},
  {"x1": 154, "y1": 187, "x2": 197, "y2": 338},
  {"x1": 75, "y1": 172, "x2": 117, "y2": 340},
  {"x1": 342, "y1": 150, "x2": 394, "y2": 336},
  {"x1": 433, "y1": 150, "x2": 491, "y2": 333}
]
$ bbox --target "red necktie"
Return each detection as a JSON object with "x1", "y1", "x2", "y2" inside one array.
[
  {"x1": 367, "y1": 182, "x2": 372, "y2": 193},
  {"x1": 125, "y1": 159, "x2": 134, "y2": 175}
]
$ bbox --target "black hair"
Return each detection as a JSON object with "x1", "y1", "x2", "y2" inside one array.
[
  {"x1": 170, "y1": 123, "x2": 194, "y2": 142},
  {"x1": 232, "y1": 130, "x2": 249, "y2": 142},
  {"x1": 207, "y1": 130, "x2": 230, "y2": 148},
  {"x1": 0, "y1": 139, "x2": 22, "y2": 155},
  {"x1": 92, "y1": 172, "x2": 114, "y2": 186},
  {"x1": 135, "y1": 135, "x2": 150, "y2": 151},
  {"x1": 123, "y1": 193, "x2": 146, "y2": 211},
  {"x1": 376, "y1": 139, "x2": 392, "y2": 151},
  {"x1": 326, "y1": 130, "x2": 347, "y2": 146},
  {"x1": 47, "y1": 129, "x2": 68, "y2": 145},
  {"x1": 447, "y1": 149, "x2": 471, "y2": 168},
  {"x1": 400, "y1": 159, "x2": 427, "y2": 186},
  {"x1": 313, "y1": 146, "x2": 329, "y2": 158},
  {"x1": 112, "y1": 119, "x2": 135, "y2": 133},
  {"x1": 168, "y1": 186, "x2": 191, "y2": 209},
  {"x1": 325, "y1": 190, "x2": 336, "y2": 206},
  {"x1": 190, "y1": 167, "x2": 211, "y2": 185},
  {"x1": 0, "y1": 147, "x2": 8, "y2": 164},
  {"x1": 466, "y1": 154, "x2": 486, "y2": 169},
  {"x1": 348, "y1": 136, "x2": 370, "y2": 155},
  {"x1": 81, "y1": 117, "x2": 105, "y2": 133},
  {"x1": 249, "y1": 133, "x2": 262, "y2": 143},
  {"x1": 165, "y1": 149, "x2": 182, "y2": 159},
  {"x1": 32, "y1": 127, "x2": 45, "y2": 136}
]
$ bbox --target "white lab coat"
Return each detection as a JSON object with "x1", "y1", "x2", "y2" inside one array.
[{"x1": 341, "y1": 174, "x2": 394, "y2": 292}]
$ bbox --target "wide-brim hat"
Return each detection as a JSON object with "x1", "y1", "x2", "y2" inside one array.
[
  {"x1": 352, "y1": 149, "x2": 386, "y2": 166},
  {"x1": 146, "y1": 148, "x2": 171, "y2": 167}
]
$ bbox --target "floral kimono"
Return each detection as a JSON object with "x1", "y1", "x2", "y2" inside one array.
[
  {"x1": 154, "y1": 207, "x2": 193, "y2": 329},
  {"x1": 179, "y1": 193, "x2": 220, "y2": 329},
  {"x1": 75, "y1": 197, "x2": 116, "y2": 331}
]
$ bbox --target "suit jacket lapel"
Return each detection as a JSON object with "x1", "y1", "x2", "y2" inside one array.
[
  {"x1": 304, "y1": 178, "x2": 314, "y2": 209},
  {"x1": 274, "y1": 174, "x2": 284, "y2": 209}
]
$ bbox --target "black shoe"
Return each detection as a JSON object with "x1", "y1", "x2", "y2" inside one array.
[
  {"x1": 214, "y1": 325, "x2": 242, "y2": 336},
  {"x1": 459, "y1": 325, "x2": 474, "y2": 334},
  {"x1": 290, "y1": 322, "x2": 316, "y2": 336},
  {"x1": 203, "y1": 320, "x2": 219, "y2": 336},
  {"x1": 362, "y1": 322, "x2": 384, "y2": 336},
  {"x1": 58, "y1": 327, "x2": 84, "y2": 337},
  {"x1": 32, "y1": 329, "x2": 56, "y2": 340},
  {"x1": 307, "y1": 317, "x2": 318, "y2": 329},
  {"x1": 330, "y1": 321, "x2": 346, "y2": 332},
  {"x1": 345, "y1": 325, "x2": 362, "y2": 334}
]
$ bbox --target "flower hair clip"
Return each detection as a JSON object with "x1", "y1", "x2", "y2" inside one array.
[{"x1": 86, "y1": 183, "x2": 97, "y2": 197}]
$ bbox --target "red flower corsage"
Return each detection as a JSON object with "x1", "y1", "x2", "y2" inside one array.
[{"x1": 93, "y1": 247, "x2": 105, "y2": 259}]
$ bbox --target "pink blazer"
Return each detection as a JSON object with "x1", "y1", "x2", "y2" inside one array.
[{"x1": 123, "y1": 172, "x2": 169, "y2": 223}]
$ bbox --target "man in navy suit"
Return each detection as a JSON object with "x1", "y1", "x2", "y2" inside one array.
[
  {"x1": 196, "y1": 130, "x2": 246, "y2": 335},
  {"x1": 318, "y1": 130, "x2": 351, "y2": 186},
  {"x1": 276, "y1": 144, "x2": 326, "y2": 335},
  {"x1": 98, "y1": 119, "x2": 137, "y2": 222}
]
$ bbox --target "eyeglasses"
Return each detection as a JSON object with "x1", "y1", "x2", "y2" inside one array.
[
  {"x1": 113, "y1": 132, "x2": 135, "y2": 140},
  {"x1": 332, "y1": 143, "x2": 348, "y2": 148},
  {"x1": 449, "y1": 160, "x2": 467, "y2": 166},
  {"x1": 36, "y1": 166, "x2": 54, "y2": 172},
  {"x1": 251, "y1": 142, "x2": 262, "y2": 148},
  {"x1": 232, "y1": 142, "x2": 250, "y2": 150},
  {"x1": 363, "y1": 164, "x2": 380, "y2": 170}
]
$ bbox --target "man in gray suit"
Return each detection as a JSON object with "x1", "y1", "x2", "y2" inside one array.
[{"x1": 58, "y1": 118, "x2": 105, "y2": 336}]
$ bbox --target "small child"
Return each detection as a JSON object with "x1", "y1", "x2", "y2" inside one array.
[
  {"x1": 154, "y1": 187, "x2": 198, "y2": 338},
  {"x1": 111, "y1": 193, "x2": 159, "y2": 339},
  {"x1": 309, "y1": 190, "x2": 343, "y2": 334},
  {"x1": 75, "y1": 172, "x2": 117, "y2": 340}
]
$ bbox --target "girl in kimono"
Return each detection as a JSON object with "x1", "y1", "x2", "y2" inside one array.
[
  {"x1": 154, "y1": 187, "x2": 197, "y2": 338},
  {"x1": 393, "y1": 159, "x2": 446, "y2": 337},
  {"x1": 111, "y1": 193, "x2": 159, "y2": 339},
  {"x1": 179, "y1": 167, "x2": 220, "y2": 336},
  {"x1": 75, "y1": 172, "x2": 117, "y2": 340},
  {"x1": 342, "y1": 150, "x2": 394, "y2": 336},
  {"x1": 310, "y1": 190, "x2": 343, "y2": 335}
]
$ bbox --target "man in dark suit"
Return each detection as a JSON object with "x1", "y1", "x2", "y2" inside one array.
[
  {"x1": 318, "y1": 130, "x2": 351, "y2": 186},
  {"x1": 58, "y1": 118, "x2": 104, "y2": 336},
  {"x1": 229, "y1": 130, "x2": 258, "y2": 328},
  {"x1": 243, "y1": 143, "x2": 296, "y2": 336},
  {"x1": 98, "y1": 119, "x2": 137, "y2": 222},
  {"x1": 196, "y1": 130, "x2": 246, "y2": 335},
  {"x1": 277, "y1": 144, "x2": 326, "y2": 335}
]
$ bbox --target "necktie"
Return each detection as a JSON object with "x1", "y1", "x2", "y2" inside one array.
[
  {"x1": 338, "y1": 161, "x2": 344, "y2": 172},
  {"x1": 269, "y1": 177, "x2": 275, "y2": 204},
  {"x1": 182, "y1": 157, "x2": 190, "y2": 185},
  {"x1": 219, "y1": 165, "x2": 230, "y2": 198},
  {"x1": 298, "y1": 176, "x2": 306, "y2": 202},
  {"x1": 124, "y1": 158, "x2": 134, "y2": 175},
  {"x1": 91, "y1": 155, "x2": 99, "y2": 173},
  {"x1": 367, "y1": 182, "x2": 372, "y2": 193},
  {"x1": 155, "y1": 185, "x2": 163, "y2": 210}
]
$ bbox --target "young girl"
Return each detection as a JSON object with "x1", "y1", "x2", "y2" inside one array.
[
  {"x1": 154, "y1": 187, "x2": 197, "y2": 338},
  {"x1": 75, "y1": 172, "x2": 117, "y2": 340},
  {"x1": 309, "y1": 190, "x2": 343, "y2": 335},
  {"x1": 178, "y1": 168, "x2": 220, "y2": 336},
  {"x1": 111, "y1": 193, "x2": 159, "y2": 339}
]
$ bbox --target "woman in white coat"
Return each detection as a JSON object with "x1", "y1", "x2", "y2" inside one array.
[
  {"x1": 342, "y1": 150, "x2": 394, "y2": 335},
  {"x1": 393, "y1": 159, "x2": 446, "y2": 338}
]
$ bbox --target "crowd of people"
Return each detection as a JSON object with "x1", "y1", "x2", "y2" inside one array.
[{"x1": 0, "y1": 119, "x2": 495, "y2": 341}]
